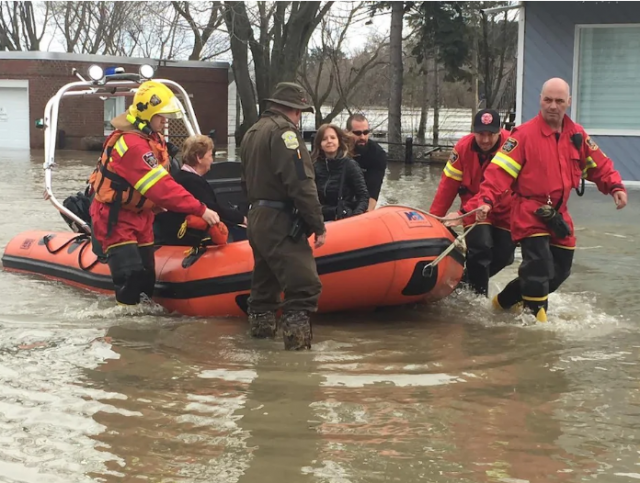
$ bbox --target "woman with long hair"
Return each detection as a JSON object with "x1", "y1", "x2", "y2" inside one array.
[{"x1": 312, "y1": 124, "x2": 369, "y2": 221}]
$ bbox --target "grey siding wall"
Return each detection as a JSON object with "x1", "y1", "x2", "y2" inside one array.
[{"x1": 523, "y1": 1, "x2": 640, "y2": 181}]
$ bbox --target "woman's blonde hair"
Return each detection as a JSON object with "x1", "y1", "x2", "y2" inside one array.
[
  {"x1": 311, "y1": 124, "x2": 355, "y2": 161},
  {"x1": 181, "y1": 135, "x2": 214, "y2": 167}
]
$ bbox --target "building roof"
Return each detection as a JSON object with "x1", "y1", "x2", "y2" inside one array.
[{"x1": 0, "y1": 51, "x2": 229, "y2": 70}]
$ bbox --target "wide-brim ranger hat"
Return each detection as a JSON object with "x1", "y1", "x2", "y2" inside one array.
[{"x1": 265, "y1": 82, "x2": 315, "y2": 113}]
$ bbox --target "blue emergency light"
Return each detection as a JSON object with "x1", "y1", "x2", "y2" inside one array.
[{"x1": 104, "y1": 66, "x2": 125, "y2": 75}]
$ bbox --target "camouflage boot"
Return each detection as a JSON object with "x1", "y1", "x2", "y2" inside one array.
[
  {"x1": 281, "y1": 310, "x2": 312, "y2": 350},
  {"x1": 248, "y1": 310, "x2": 277, "y2": 339}
]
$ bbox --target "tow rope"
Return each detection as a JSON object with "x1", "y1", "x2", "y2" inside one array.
[
  {"x1": 381, "y1": 204, "x2": 483, "y2": 278},
  {"x1": 421, "y1": 208, "x2": 483, "y2": 277}
]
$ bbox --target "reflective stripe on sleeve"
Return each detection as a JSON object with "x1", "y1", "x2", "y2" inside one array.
[
  {"x1": 491, "y1": 152, "x2": 522, "y2": 178},
  {"x1": 134, "y1": 166, "x2": 168, "y2": 195},
  {"x1": 443, "y1": 161, "x2": 463, "y2": 181}
]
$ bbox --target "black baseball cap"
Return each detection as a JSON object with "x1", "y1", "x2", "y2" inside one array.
[{"x1": 473, "y1": 109, "x2": 501, "y2": 133}]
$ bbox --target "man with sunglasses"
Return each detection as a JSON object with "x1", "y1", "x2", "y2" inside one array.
[{"x1": 346, "y1": 114, "x2": 388, "y2": 211}]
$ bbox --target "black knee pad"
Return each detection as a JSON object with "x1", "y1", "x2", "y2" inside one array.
[{"x1": 107, "y1": 244, "x2": 145, "y2": 305}]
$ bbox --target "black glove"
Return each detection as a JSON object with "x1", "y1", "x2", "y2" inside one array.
[{"x1": 535, "y1": 205, "x2": 572, "y2": 239}]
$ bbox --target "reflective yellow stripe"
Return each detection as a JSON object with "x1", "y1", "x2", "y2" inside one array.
[
  {"x1": 550, "y1": 243, "x2": 576, "y2": 250},
  {"x1": 523, "y1": 295, "x2": 548, "y2": 302},
  {"x1": 491, "y1": 152, "x2": 522, "y2": 178},
  {"x1": 134, "y1": 166, "x2": 168, "y2": 195},
  {"x1": 114, "y1": 137, "x2": 128, "y2": 157},
  {"x1": 582, "y1": 156, "x2": 597, "y2": 179},
  {"x1": 443, "y1": 161, "x2": 463, "y2": 181},
  {"x1": 106, "y1": 240, "x2": 137, "y2": 252}
]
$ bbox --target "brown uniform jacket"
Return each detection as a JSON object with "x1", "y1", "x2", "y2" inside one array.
[{"x1": 239, "y1": 109, "x2": 325, "y2": 236}]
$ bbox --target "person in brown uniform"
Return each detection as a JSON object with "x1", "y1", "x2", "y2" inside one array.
[{"x1": 239, "y1": 82, "x2": 327, "y2": 351}]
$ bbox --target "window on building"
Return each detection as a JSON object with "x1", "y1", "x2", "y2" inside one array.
[
  {"x1": 104, "y1": 97, "x2": 125, "y2": 134},
  {"x1": 574, "y1": 25, "x2": 640, "y2": 135}
]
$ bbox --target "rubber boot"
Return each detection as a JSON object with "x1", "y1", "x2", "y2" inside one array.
[
  {"x1": 248, "y1": 311, "x2": 277, "y2": 339},
  {"x1": 534, "y1": 307, "x2": 548, "y2": 323},
  {"x1": 492, "y1": 295, "x2": 523, "y2": 314},
  {"x1": 523, "y1": 300, "x2": 548, "y2": 323},
  {"x1": 281, "y1": 310, "x2": 312, "y2": 351}
]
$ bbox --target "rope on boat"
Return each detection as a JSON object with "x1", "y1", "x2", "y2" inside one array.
[
  {"x1": 380, "y1": 204, "x2": 483, "y2": 278},
  {"x1": 420, "y1": 207, "x2": 484, "y2": 277},
  {"x1": 422, "y1": 222, "x2": 477, "y2": 277}
]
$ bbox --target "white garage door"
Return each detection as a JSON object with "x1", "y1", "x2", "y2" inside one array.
[{"x1": 0, "y1": 80, "x2": 30, "y2": 150}]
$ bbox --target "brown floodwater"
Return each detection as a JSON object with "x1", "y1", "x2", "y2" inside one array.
[{"x1": 0, "y1": 148, "x2": 638, "y2": 483}]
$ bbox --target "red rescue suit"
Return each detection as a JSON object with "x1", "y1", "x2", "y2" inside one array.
[
  {"x1": 430, "y1": 129, "x2": 513, "y2": 229},
  {"x1": 474, "y1": 113, "x2": 626, "y2": 248},
  {"x1": 89, "y1": 130, "x2": 207, "y2": 251}
]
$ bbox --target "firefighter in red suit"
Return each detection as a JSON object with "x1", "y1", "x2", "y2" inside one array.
[
  {"x1": 429, "y1": 109, "x2": 516, "y2": 297},
  {"x1": 89, "y1": 80, "x2": 220, "y2": 306},
  {"x1": 474, "y1": 78, "x2": 628, "y2": 322}
]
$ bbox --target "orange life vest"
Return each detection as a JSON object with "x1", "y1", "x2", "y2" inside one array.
[
  {"x1": 88, "y1": 129, "x2": 170, "y2": 236},
  {"x1": 89, "y1": 129, "x2": 170, "y2": 212}
]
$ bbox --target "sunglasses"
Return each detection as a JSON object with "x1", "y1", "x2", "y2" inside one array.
[{"x1": 351, "y1": 130, "x2": 370, "y2": 136}]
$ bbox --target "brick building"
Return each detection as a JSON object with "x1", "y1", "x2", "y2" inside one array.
[{"x1": 0, "y1": 51, "x2": 229, "y2": 150}]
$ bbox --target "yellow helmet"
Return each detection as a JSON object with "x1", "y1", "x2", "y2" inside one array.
[{"x1": 128, "y1": 81, "x2": 183, "y2": 123}]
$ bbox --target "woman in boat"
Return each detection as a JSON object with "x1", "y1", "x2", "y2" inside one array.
[
  {"x1": 312, "y1": 124, "x2": 369, "y2": 221},
  {"x1": 154, "y1": 135, "x2": 248, "y2": 246}
]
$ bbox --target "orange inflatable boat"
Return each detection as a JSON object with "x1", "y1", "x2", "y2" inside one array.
[
  {"x1": 2, "y1": 205, "x2": 464, "y2": 317},
  {"x1": 0, "y1": 66, "x2": 465, "y2": 317}
]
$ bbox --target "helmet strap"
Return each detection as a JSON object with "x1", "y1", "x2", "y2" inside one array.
[{"x1": 126, "y1": 113, "x2": 153, "y2": 136}]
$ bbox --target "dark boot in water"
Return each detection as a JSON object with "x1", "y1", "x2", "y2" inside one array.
[
  {"x1": 248, "y1": 311, "x2": 277, "y2": 339},
  {"x1": 281, "y1": 310, "x2": 312, "y2": 350}
]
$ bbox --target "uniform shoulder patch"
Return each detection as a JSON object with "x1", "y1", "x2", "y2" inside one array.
[
  {"x1": 281, "y1": 130, "x2": 299, "y2": 150},
  {"x1": 585, "y1": 136, "x2": 599, "y2": 151},
  {"x1": 142, "y1": 151, "x2": 158, "y2": 168},
  {"x1": 449, "y1": 149, "x2": 459, "y2": 164},
  {"x1": 501, "y1": 137, "x2": 518, "y2": 154}
]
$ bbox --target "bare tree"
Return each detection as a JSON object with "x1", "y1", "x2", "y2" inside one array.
[
  {"x1": 223, "y1": 1, "x2": 258, "y2": 145},
  {"x1": 118, "y1": 3, "x2": 191, "y2": 60},
  {"x1": 388, "y1": 2, "x2": 404, "y2": 159},
  {"x1": 170, "y1": 1, "x2": 227, "y2": 60},
  {"x1": 0, "y1": 1, "x2": 50, "y2": 51},
  {"x1": 223, "y1": 1, "x2": 334, "y2": 143},
  {"x1": 477, "y1": 6, "x2": 517, "y2": 109},
  {"x1": 49, "y1": 2, "x2": 140, "y2": 55},
  {"x1": 298, "y1": 3, "x2": 388, "y2": 128}
]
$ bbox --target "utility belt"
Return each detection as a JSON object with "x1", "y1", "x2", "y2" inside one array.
[
  {"x1": 516, "y1": 192, "x2": 572, "y2": 239},
  {"x1": 250, "y1": 199, "x2": 309, "y2": 242},
  {"x1": 249, "y1": 199, "x2": 293, "y2": 212}
]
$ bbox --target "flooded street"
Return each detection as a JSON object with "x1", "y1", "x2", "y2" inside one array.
[{"x1": 0, "y1": 148, "x2": 639, "y2": 483}]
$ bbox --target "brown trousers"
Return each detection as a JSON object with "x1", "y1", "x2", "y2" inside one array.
[{"x1": 246, "y1": 206, "x2": 322, "y2": 313}]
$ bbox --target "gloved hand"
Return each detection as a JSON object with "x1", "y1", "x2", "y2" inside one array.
[
  {"x1": 182, "y1": 215, "x2": 229, "y2": 245},
  {"x1": 534, "y1": 205, "x2": 572, "y2": 239}
]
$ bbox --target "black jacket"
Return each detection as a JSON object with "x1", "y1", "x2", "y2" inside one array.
[
  {"x1": 153, "y1": 169, "x2": 244, "y2": 246},
  {"x1": 353, "y1": 140, "x2": 387, "y2": 201},
  {"x1": 314, "y1": 154, "x2": 369, "y2": 221}
]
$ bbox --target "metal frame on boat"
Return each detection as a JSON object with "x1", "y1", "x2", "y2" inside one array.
[{"x1": 40, "y1": 64, "x2": 202, "y2": 236}]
